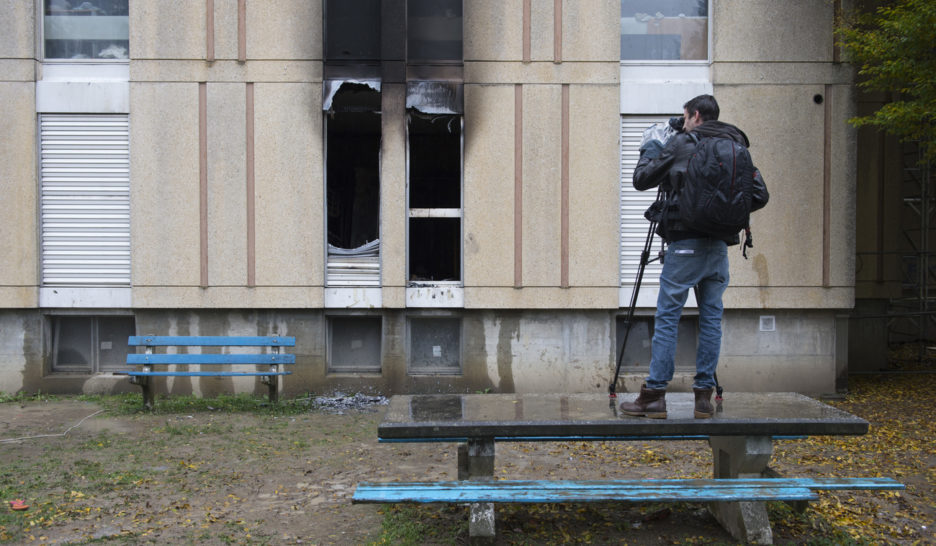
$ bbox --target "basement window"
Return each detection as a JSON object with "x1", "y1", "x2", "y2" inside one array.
[
  {"x1": 51, "y1": 315, "x2": 134, "y2": 373},
  {"x1": 408, "y1": 111, "x2": 462, "y2": 282},
  {"x1": 325, "y1": 81, "x2": 381, "y2": 286},
  {"x1": 408, "y1": 317, "x2": 461, "y2": 374},
  {"x1": 327, "y1": 316, "x2": 382, "y2": 373},
  {"x1": 615, "y1": 315, "x2": 698, "y2": 369}
]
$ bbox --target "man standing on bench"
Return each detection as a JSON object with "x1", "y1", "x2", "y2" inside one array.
[{"x1": 620, "y1": 94, "x2": 768, "y2": 419}]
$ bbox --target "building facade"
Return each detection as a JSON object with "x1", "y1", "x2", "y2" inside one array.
[{"x1": 0, "y1": 0, "x2": 856, "y2": 398}]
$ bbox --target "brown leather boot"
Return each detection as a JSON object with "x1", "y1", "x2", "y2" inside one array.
[
  {"x1": 693, "y1": 388, "x2": 714, "y2": 419},
  {"x1": 619, "y1": 385, "x2": 667, "y2": 419}
]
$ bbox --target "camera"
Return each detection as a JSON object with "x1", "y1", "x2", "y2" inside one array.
[{"x1": 668, "y1": 116, "x2": 685, "y2": 132}]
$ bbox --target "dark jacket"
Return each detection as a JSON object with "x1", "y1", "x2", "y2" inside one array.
[{"x1": 633, "y1": 120, "x2": 769, "y2": 245}]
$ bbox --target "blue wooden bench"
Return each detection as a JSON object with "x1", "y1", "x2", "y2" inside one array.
[
  {"x1": 353, "y1": 476, "x2": 904, "y2": 504},
  {"x1": 116, "y1": 335, "x2": 296, "y2": 409}
]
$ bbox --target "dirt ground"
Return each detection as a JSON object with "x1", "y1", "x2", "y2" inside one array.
[{"x1": 0, "y1": 374, "x2": 934, "y2": 545}]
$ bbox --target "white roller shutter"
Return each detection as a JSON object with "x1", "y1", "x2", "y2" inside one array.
[
  {"x1": 40, "y1": 114, "x2": 130, "y2": 286},
  {"x1": 620, "y1": 115, "x2": 671, "y2": 289}
]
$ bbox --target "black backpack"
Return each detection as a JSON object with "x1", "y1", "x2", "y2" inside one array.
[{"x1": 679, "y1": 133, "x2": 756, "y2": 240}]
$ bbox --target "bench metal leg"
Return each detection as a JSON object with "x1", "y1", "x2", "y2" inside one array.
[
  {"x1": 708, "y1": 436, "x2": 774, "y2": 545},
  {"x1": 140, "y1": 379, "x2": 154, "y2": 411},
  {"x1": 458, "y1": 438, "x2": 496, "y2": 542}
]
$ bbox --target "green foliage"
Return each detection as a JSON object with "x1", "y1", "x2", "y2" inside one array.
[{"x1": 836, "y1": 0, "x2": 936, "y2": 164}]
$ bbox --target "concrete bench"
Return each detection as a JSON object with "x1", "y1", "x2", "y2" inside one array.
[
  {"x1": 357, "y1": 392, "x2": 904, "y2": 544},
  {"x1": 116, "y1": 335, "x2": 295, "y2": 409}
]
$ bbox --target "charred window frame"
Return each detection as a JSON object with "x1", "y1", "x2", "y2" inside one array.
[
  {"x1": 324, "y1": 80, "x2": 382, "y2": 287},
  {"x1": 407, "y1": 109, "x2": 463, "y2": 283}
]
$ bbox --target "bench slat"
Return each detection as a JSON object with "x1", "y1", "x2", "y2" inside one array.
[
  {"x1": 379, "y1": 435, "x2": 807, "y2": 443},
  {"x1": 129, "y1": 336, "x2": 295, "y2": 347},
  {"x1": 119, "y1": 371, "x2": 292, "y2": 377},
  {"x1": 353, "y1": 480, "x2": 817, "y2": 504},
  {"x1": 352, "y1": 477, "x2": 903, "y2": 505},
  {"x1": 127, "y1": 354, "x2": 295, "y2": 365}
]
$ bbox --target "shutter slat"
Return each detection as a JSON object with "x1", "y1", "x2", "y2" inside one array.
[
  {"x1": 40, "y1": 114, "x2": 130, "y2": 287},
  {"x1": 621, "y1": 116, "x2": 673, "y2": 288}
]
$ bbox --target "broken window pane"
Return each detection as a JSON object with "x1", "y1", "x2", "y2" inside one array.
[
  {"x1": 328, "y1": 316, "x2": 382, "y2": 373},
  {"x1": 409, "y1": 317, "x2": 461, "y2": 373},
  {"x1": 407, "y1": 0, "x2": 463, "y2": 62},
  {"x1": 410, "y1": 218, "x2": 460, "y2": 282},
  {"x1": 324, "y1": 0, "x2": 381, "y2": 62},
  {"x1": 326, "y1": 83, "x2": 381, "y2": 251}
]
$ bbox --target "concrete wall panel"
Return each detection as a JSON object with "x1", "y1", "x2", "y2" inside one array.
[
  {"x1": 521, "y1": 84, "x2": 562, "y2": 287},
  {"x1": 464, "y1": 84, "x2": 516, "y2": 288},
  {"x1": 568, "y1": 83, "x2": 619, "y2": 289},
  {"x1": 715, "y1": 85, "x2": 827, "y2": 294},
  {"x1": 206, "y1": 82, "x2": 248, "y2": 287},
  {"x1": 380, "y1": 83, "x2": 407, "y2": 298},
  {"x1": 130, "y1": 82, "x2": 201, "y2": 288},
  {"x1": 560, "y1": 0, "x2": 618, "y2": 62},
  {"x1": 132, "y1": 0, "x2": 206, "y2": 60},
  {"x1": 0, "y1": 82, "x2": 37, "y2": 305},
  {"x1": 254, "y1": 83, "x2": 322, "y2": 286},
  {"x1": 248, "y1": 0, "x2": 321, "y2": 60},
  {"x1": 713, "y1": 0, "x2": 833, "y2": 63},
  {"x1": 464, "y1": 0, "x2": 522, "y2": 62},
  {"x1": 0, "y1": 0, "x2": 35, "y2": 58}
]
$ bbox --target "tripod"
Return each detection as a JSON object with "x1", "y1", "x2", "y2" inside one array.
[{"x1": 608, "y1": 188, "x2": 723, "y2": 402}]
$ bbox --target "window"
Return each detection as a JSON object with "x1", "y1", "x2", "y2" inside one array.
[
  {"x1": 615, "y1": 315, "x2": 698, "y2": 369},
  {"x1": 44, "y1": 0, "x2": 129, "y2": 60},
  {"x1": 407, "y1": 0, "x2": 462, "y2": 63},
  {"x1": 40, "y1": 114, "x2": 131, "y2": 287},
  {"x1": 327, "y1": 316, "x2": 382, "y2": 373},
  {"x1": 620, "y1": 0, "x2": 708, "y2": 61},
  {"x1": 51, "y1": 315, "x2": 134, "y2": 373},
  {"x1": 324, "y1": 82, "x2": 381, "y2": 287},
  {"x1": 408, "y1": 317, "x2": 461, "y2": 374},
  {"x1": 323, "y1": 0, "x2": 381, "y2": 63},
  {"x1": 408, "y1": 113, "x2": 462, "y2": 282}
]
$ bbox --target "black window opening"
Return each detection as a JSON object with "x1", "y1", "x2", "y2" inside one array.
[
  {"x1": 408, "y1": 113, "x2": 462, "y2": 282},
  {"x1": 615, "y1": 315, "x2": 699, "y2": 368},
  {"x1": 51, "y1": 315, "x2": 135, "y2": 373},
  {"x1": 326, "y1": 83, "x2": 381, "y2": 253},
  {"x1": 407, "y1": 0, "x2": 463, "y2": 63},
  {"x1": 324, "y1": 0, "x2": 382, "y2": 63}
]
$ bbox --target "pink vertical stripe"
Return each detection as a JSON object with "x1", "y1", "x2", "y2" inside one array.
[
  {"x1": 560, "y1": 85, "x2": 570, "y2": 288},
  {"x1": 515, "y1": 85, "x2": 523, "y2": 288},
  {"x1": 206, "y1": 0, "x2": 215, "y2": 62},
  {"x1": 199, "y1": 83, "x2": 209, "y2": 287}
]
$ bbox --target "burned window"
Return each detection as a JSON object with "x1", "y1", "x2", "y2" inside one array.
[
  {"x1": 325, "y1": 82, "x2": 381, "y2": 286},
  {"x1": 407, "y1": 0, "x2": 463, "y2": 63},
  {"x1": 408, "y1": 112, "x2": 462, "y2": 282},
  {"x1": 324, "y1": 0, "x2": 381, "y2": 62}
]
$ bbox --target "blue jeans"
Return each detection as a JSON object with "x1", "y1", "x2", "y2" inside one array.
[{"x1": 645, "y1": 238, "x2": 729, "y2": 391}]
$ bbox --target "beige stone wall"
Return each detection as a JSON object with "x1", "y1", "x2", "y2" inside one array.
[
  {"x1": 129, "y1": 0, "x2": 324, "y2": 308},
  {"x1": 0, "y1": 2, "x2": 37, "y2": 307},
  {"x1": 711, "y1": 0, "x2": 856, "y2": 310},
  {"x1": 462, "y1": 0, "x2": 622, "y2": 309}
]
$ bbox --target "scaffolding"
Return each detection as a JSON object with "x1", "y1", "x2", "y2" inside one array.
[{"x1": 886, "y1": 141, "x2": 936, "y2": 361}]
